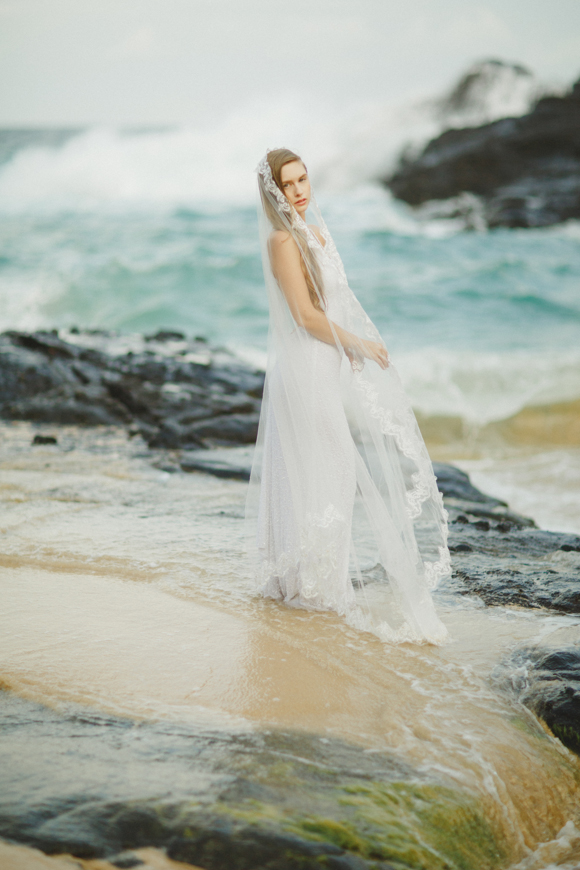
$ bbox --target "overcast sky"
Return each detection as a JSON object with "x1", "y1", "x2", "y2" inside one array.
[{"x1": 1, "y1": 0, "x2": 579, "y2": 126}]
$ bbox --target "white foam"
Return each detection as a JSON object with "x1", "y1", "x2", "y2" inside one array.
[
  {"x1": 229, "y1": 343, "x2": 580, "y2": 428},
  {"x1": 436, "y1": 59, "x2": 543, "y2": 129},
  {"x1": 318, "y1": 185, "x2": 435, "y2": 237},
  {"x1": 228, "y1": 344, "x2": 268, "y2": 372},
  {"x1": 0, "y1": 95, "x2": 337, "y2": 213},
  {"x1": 314, "y1": 60, "x2": 543, "y2": 191},
  {"x1": 0, "y1": 272, "x2": 65, "y2": 333},
  {"x1": 0, "y1": 125, "x2": 257, "y2": 212},
  {"x1": 394, "y1": 347, "x2": 580, "y2": 425},
  {"x1": 456, "y1": 451, "x2": 580, "y2": 535},
  {"x1": 0, "y1": 60, "x2": 544, "y2": 214}
]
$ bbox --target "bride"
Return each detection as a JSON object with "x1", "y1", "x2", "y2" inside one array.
[{"x1": 245, "y1": 148, "x2": 450, "y2": 645}]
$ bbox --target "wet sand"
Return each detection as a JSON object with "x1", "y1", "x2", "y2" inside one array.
[
  {"x1": 1, "y1": 420, "x2": 580, "y2": 866},
  {"x1": 0, "y1": 840, "x2": 202, "y2": 870}
]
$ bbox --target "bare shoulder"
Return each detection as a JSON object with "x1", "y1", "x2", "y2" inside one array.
[
  {"x1": 269, "y1": 229, "x2": 291, "y2": 246},
  {"x1": 269, "y1": 229, "x2": 300, "y2": 259},
  {"x1": 308, "y1": 224, "x2": 326, "y2": 247}
]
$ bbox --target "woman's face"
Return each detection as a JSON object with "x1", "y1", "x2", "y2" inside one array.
[{"x1": 279, "y1": 160, "x2": 311, "y2": 218}]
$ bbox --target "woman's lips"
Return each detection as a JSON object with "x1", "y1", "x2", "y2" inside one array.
[{"x1": 296, "y1": 198, "x2": 307, "y2": 206}]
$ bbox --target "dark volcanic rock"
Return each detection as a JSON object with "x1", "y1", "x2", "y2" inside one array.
[
  {"x1": 0, "y1": 691, "x2": 490, "y2": 870},
  {"x1": 431, "y1": 463, "x2": 580, "y2": 615},
  {"x1": 499, "y1": 648, "x2": 580, "y2": 757},
  {"x1": 433, "y1": 462, "x2": 507, "y2": 507},
  {"x1": 449, "y1": 534, "x2": 580, "y2": 613},
  {"x1": 0, "y1": 329, "x2": 264, "y2": 450},
  {"x1": 386, "y1": 76, "x2": 580, "y2": 228},
  {"x1": 181, "y1": 446, "x2": 254, "y2": 480},
  {"x1": 32, "y1": 434, "x2": 58, "y2": 445},
  {"x1": 186, "y1": 411, "x2": 260, "y2": 444},
  {"x1": 527, "y1": 649, "x2": 580, "y2": 756},
  {"x1": 109, "y1": 853, "x2": 145, "y2": 868},
  {"x1": 441, "y1": 471, "x2": 580, "y2": 750},
  {"x1": 167, "y1": 825, "x2": 373, "y2": 870}
]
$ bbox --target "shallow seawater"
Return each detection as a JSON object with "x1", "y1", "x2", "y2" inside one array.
[
  {"x1": 1, "y1": 421, "x2": 580, "y2": 868},
  {"x1": 453, "y1": 449, "x2": 580, "y2": 536}
]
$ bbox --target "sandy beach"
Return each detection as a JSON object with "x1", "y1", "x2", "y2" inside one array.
[{"x1": 1, "y1": 417, "x2": 580, "y2": 868}]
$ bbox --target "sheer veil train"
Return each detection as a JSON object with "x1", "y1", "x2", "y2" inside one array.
[{"x1": 244, "y1": 149, "x2": 450, "y2": 645}]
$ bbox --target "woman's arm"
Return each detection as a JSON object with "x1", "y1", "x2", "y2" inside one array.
[{"x1": 269, "y1": 231, "x2": 389, "y2": 369}]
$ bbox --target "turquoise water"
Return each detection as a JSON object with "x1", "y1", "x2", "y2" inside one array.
[
  {"x1": 1, "y1": 128, "x2": 580, "y2": 425},
  {"x1": 2, "y1": 203, "x2": 580, "y2": 352}
]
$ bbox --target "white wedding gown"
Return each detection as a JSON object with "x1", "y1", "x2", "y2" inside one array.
[
  {"x1": 246, "y1": 164, "x2": 449, "y2": 645},
  {"x1": 257, "y1": 246, "x2": 357, "y2": 613},
  {"x1": 253, "y1": 236, "x2": 449, "y2": 644}
]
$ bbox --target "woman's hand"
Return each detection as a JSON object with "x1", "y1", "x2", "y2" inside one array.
[
  {"x1": 346, "y1": 340, "x2": 389, "y2": 371},
  {"x1": 364, "y1": 340, "x2": 389, "y2": 369}
]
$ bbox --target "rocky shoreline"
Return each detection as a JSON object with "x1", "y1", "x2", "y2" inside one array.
[
  {"x1": 0, "y1": 691, "x2": 508, "y2": 870},
  {"x1": 1, "y1": 329, "x2": 580, "y2": 868},
  {"x1": 1, "y1": 326, "x2": 579, "y2": 616},
  {"x1": 0, "y1": 328, "x2": 263, "y2": 452},
  {"x1": 385, "y1": 75, "x2": 580, "y2": 229}
]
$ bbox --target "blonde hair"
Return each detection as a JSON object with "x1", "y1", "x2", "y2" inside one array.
[{"x1": 263, "y1": 148, "x2": 325, "y2": 312}]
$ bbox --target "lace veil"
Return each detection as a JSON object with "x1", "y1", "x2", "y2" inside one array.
[{"x1": 244, "y1": 148, "x2": 450, "y2": 645}]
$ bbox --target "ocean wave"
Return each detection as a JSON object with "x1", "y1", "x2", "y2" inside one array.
[
  {"x1": 229, "y1": 342, "x2": 580, "y2": 435},
  {"x1": 457, "y1": 452, "x2": 580, "y2": 534},
  {"x1": 393, "y1": 347, "x2": 580, "y2": 427},
  {"x1": 0, "y1": 61, "x2": 543, "y2": 216},
  {"x1": 0, "y1": 125, "x2": 261, "y2": 212},
  {"x1": 0, "y1": 124, "x2": 430, "y2": 220}
]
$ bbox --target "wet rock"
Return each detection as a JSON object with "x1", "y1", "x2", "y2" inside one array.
[
  {"x1": 385, "y1": 76, "x2": 580, "y2": 228},
  {"x1": 528, "y1": 650, "x2": 580, "y2": 756},
  {"x1": 32, "y1": 434, "x2": 58, "y2": 445},
  {"x1": 181, "y1": 446, "x2": 254, "y2": 480},
  {"x1": 146, "y1": 330, "x2": 186, "y2": 342},
  {"x1": 0, "y1": 691, "x2": 501, "y2": 870},
  {"x1": 431, "y1": 464, "x2": 580, "y2": 614},
  {"x1": 145, "y1": 420, "x2": 205, "y2": 450},
  {"x1": 500, "y1": 648, "x2": 580, "y2": 757},
  {"x1": 109, "y1": 852, "x2": 145, "y2": 868},
  {"x1": 9, "y1": 386, "x2": 132, "y2": 427},
  {"x1": 167, "y1": 824, "x2": 372, "y2": 870},
  {"x1": 433, "y1": 462, "x2": 506, "y2": 508},
  {"x1": 446, "y1": 517, "x2": 580, "y2": 613},
  {"x1": 434, "y1": 462, "x2": 535, "y2": 532},
  {"x1": 186, "y1": 411, "x2": 260, "y2": 444},
  {"x1": 30, "y1": 804, "x2": 122, "y2": 858},
  {"x1": 444, "y1": 475, "x2": 580, "y2": 752},
  {"x1": 25, "y1": 802, "x2": 171, "y2": 859},
  {"x1": 0, "y1": 329, "x2": 264, "y2": 451}
]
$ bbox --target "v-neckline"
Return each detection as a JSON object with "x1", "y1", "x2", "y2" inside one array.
[{"x1": 309, "y1": 226, "x2": 328, "y2": 253}]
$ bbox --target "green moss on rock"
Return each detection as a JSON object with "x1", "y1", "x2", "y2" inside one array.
[{"x1": 199, "y1": 776, "x2": 509, "y2": 870}]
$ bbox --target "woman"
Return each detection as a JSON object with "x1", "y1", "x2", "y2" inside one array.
[{"x1": 245, "y1": 148, "x2": 450, "y2": 645}]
